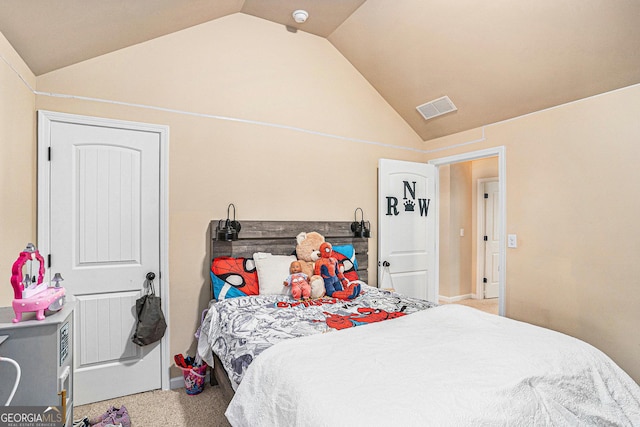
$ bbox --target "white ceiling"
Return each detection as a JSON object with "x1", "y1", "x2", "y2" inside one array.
[{"x1": 1, "y1": 0, "x2": 639, "y2": 141}]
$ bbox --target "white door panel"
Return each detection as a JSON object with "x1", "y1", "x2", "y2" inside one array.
[
  {"x1": 391, "y1": 271, "x2": 430, "y2": 301},
  {"x1": 483, "y1": 181, "x2": 500, "y2": 299},
  {"x1": 40, "y1": 112, "x2": 164, "y2": 405},
  {"x1": 76, "y1": 292, "x2": 140, "y2": 364},
  {"x1": 378, "y1": 159, "x2": 437, "y2": 302},
  {"x1": 76, "y1": 146, "x2": 140, "y2": 267}
]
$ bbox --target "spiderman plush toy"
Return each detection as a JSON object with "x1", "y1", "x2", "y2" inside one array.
[{"x1": 314, "y1": 242, "x2": 361, "y2": 300}]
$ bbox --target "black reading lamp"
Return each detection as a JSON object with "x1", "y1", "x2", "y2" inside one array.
[
  {"x1": 216, "y1": 203, "x2": 242, "y2": 241},
  {"x1": 351, "y1": 207, "x2": 371, "y2": 238}
]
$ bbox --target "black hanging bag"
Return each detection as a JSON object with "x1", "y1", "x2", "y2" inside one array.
[{"x1": 132, "y1": 272, "x2": 167, "y2": 346}]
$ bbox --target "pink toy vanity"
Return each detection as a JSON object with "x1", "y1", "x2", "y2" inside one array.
[{"x1": 10, "y1": 243, "x2": 66, "y2": 323}]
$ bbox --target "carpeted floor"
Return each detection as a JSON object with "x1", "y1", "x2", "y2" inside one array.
[{"x1": 75, "y1": 384, "x2": 232, "y2": 427}]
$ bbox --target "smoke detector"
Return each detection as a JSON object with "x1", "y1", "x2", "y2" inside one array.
[
  {"x1": 292, "y1": 10, "x2": 309, "y2": 24},
  {"x1": 416, "y1": 96, "x2": 457, "y2": 121}
]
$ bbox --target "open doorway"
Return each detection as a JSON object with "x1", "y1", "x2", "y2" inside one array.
[{"x1": 429, "y1": 147, "x2": 506, "y2": 316}]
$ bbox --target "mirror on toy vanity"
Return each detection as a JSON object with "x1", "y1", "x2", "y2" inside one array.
[
  {"x1": 10, "y1": 243, "x2": 46, "y2": 299},
  {"x1": 10, "y1": 243, "x2": 66, "y2": 323}
]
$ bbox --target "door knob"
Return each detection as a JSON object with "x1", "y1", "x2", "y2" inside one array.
[
  {"x1": 382, "y1": 261, "x2": 390, "y2": 267},
  {"x1": 146, "y1": 272, "x2": 156, "y2": 281}
]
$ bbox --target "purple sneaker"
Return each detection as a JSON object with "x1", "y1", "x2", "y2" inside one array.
[
  {"x1": 89, "y1": 406, "x2": 117, "y2": 425},
  {"x1": 114, "y1": 409, "x2": 131, "y2": 427},
  {"x1": 91, "y1": 406, "x2": 129, "y2": 427}
]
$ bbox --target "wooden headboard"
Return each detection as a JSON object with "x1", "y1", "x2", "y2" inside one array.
[{"x1": 209, "y1": 220, "x2": 369, "y2": 283}]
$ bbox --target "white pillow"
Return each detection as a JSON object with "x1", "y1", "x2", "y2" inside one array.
[{"x1": 253, "y1": 252, "x2": 296, "y2": 296}]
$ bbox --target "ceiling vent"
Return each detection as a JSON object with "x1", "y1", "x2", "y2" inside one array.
[{"x1": 416, "y1": 96, "x2": 457, "y2": 121}]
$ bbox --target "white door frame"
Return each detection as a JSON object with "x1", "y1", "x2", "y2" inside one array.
[
  {"x1": 429, "y1": 147, "x2": 506, "y2": 316},
  {"x1": 36, "y1": 110, "x2": 171, "y2": 391},
  {"x1": 477, "y1": 178, "x2": 499, "y2": 300}
]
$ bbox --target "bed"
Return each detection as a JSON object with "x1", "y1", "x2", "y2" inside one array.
[{"x1": 197, "y1": 220, "x2": 640, "y2": 426}]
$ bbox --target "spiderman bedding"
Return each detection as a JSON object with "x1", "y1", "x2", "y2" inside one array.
[{"x1": 196, "y1": 284, "x2": 436, "y2": 390}]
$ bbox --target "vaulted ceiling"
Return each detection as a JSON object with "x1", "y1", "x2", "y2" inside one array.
[{"x1": 1, "y1": 0, "x2": 639, "y2": 141}]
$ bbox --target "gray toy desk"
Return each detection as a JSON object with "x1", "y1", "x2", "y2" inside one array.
[{"x1": 0, "y1": 300, "x2": 75, "y2": 426}]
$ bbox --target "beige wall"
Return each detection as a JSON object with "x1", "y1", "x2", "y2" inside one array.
[
  {"x1": 424, "y1": 84, "x2": 640, "y2": 383},
  {"x1": 28, "y1": 14, "x2": 425, "y2": 377},
  {"x1": 450, "y1": 162, "x2": 473, "y2": 297},
  {"x1": 437, "y1": 165, "x2": 452, "y2": 297},
  {"x1": 438, "y1": 162, "x2": 473, "y2": 299},
  {"x1": 0, "y1": 33, "x2": 36, "y2": 305}
]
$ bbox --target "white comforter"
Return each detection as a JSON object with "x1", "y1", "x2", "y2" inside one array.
[{"x1": 226, "y1": 304, "x2": 640, "y2": 426}]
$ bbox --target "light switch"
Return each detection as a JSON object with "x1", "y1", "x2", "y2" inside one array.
[
  {"x1": 460, "y1": 228, "x2": 464, "y2": 237},
  {"x1": 507, "y1": 234, "x2": 517, "y2": 248}
]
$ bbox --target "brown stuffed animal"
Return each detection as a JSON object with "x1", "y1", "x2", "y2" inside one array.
[{"x1": 295, "y1": 232, "x2": 326, "y2": 298}]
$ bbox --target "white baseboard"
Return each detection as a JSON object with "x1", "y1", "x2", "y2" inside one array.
[
  {"x1": 170, "y1": 376, "x2": 184, "y2": 390},
  {"x1": 438, "y1": 293, "x2": 473, "y2": 303}
]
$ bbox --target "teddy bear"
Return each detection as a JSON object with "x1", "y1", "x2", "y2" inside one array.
[
  {"x1": 283, "y1": 260, "x2": 311, "y2": 300},
  {"x1": 314, "y1": 242, "x2": 361, "y2": 300},
  {"x1": 295, "y1": 231, "x2": 326, "y2": 298}
]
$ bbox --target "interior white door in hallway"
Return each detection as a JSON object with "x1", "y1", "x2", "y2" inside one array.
[
  {"x1": 378, "y1": 159, "x2": 437, "y2": 302},
  {"x1": 482, "y1": 180, "x2": 500, "y2": 299},
  {"x1": 38, "y1": 111, "x2": 167, "y2": 405}
]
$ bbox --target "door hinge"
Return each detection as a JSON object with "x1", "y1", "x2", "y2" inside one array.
[
  {"x1": 47, "y1": 254, "x2": 51, "y2": 268},
  {"x1": 48, "y1": 147, "x2": 51, "y2": 161},
  {"x1": 484, "y1": 235, "x2": 488, "y2": 241},
  {"x1": 483, "y1": 277, "x2": 487, "y2": 283},
  {"x1": 484, "y1": 193, "x2": 488, "y2": 199}
]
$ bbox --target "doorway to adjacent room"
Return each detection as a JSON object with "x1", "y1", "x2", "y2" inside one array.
[{"x1": 430, "y1": 147, "x2": 506, "y2": 316}]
